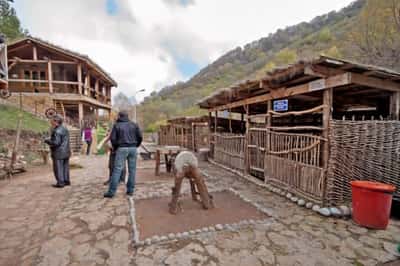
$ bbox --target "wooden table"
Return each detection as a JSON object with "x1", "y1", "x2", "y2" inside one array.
[{"x1": 155, "y1": 146, "x2": 185, "y2": 176}]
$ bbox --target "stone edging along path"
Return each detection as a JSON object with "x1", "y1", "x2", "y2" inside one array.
[
  {"x1": 205, "y1": 159, "x2": 353, "y2": 220},
  {"x1": 128, "y1": 188, "x2": 272, "y2": 248}
]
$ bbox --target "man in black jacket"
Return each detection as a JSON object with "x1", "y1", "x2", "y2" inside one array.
[
  {"x1": 104, "y1": 111, "x2": 142, "y2": 198},
  {"x1": 45, "y1": 115, "x2": 71, "y2": 188}
]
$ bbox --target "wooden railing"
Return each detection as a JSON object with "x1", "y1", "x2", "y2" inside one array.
[{"x1": 213, "y1": 133, "x2": 245, "y2": 172}]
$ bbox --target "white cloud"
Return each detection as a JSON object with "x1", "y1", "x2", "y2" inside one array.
[{"x1": 14, "y1": 0, "x2": 355, "y2": 101}]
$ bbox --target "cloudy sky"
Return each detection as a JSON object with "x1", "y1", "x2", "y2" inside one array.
[{"x1": 14, "y1": 0, "x2": 354, "y2": 102}]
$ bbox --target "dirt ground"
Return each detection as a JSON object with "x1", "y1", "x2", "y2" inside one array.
[{"x1": 135, "y1": 191, "x2": 267, "y2": 239}]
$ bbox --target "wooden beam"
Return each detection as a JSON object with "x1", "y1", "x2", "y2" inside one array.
[
  {"x1": 350, "y1": 73, "x2": 400, "y2": 92},
  {"x1": 48, "y1": 61, "x2": 53, "y2": 93},
  {"x1": 8, "y1": 59, "x2": 77, "y2": 65},
  {"x1": 77, "y1": 64, "x2": 82, "y2": 94},
  {"x1": 9, "y1": 79, "x2": 49, "y2": 83},
  {"x1": 209, "y1": 73, "x2": 351, "y2": 112}
]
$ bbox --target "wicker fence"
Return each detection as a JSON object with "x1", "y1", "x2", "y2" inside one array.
[
  {"x1": 214, "y1": 133, "x2": 246, "y2": 172},
  {"x1": 265, "y1": 131, "x2": 325, "y2": 203},
  {"x1": 326, "y1": 120, "x2": 400, "y2": 205}
]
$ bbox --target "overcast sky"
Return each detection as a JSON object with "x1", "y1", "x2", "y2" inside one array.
[{"x1": 14, "y1": 0, "x2": 354, "y2": 102}]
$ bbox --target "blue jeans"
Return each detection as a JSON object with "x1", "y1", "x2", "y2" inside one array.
[{"x1": 108, "y1": 147, "x2": 137, "y2": 195}]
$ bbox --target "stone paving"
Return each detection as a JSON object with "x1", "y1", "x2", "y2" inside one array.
[{"x1": 0, "y1": 155, "x2": 399, "y2": 266}]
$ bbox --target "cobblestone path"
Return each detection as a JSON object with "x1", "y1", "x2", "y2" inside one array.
[{"x1": 0, "y1": 156, "x2": 399, "y2": 265}]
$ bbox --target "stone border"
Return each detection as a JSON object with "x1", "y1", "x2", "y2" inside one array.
[
  {"x1": 129, "y1": 188, "x2": 271, "y2": 248},
  {"x1": 206, "y1": 159, "x2": 352, "y2": 219}
]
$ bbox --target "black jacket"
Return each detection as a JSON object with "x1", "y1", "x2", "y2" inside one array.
[
  {"x1": 45, "y1": 125, "x2": 71, "y2": 160},
  {"x1": 110, "y1": 114, "x2": 143, "y2": 149}
]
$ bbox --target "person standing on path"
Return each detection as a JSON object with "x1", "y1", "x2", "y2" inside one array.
[
  {"x1": 45, "y1": 115, "x2": 71, "y2": 188},
  {"x1": 83, "y1": 124, "x2": 93, "y2": 155},
  {"x1": 104, "y1": 111, "x2": 142, "y2": 198},
  {"x1": 100, "y1": 128, "x2": 127, "y2": 185}
]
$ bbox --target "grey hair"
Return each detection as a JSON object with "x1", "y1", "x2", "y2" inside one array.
[{"x1": 52, "y1": 114, "x2": 64, "y2": 125}]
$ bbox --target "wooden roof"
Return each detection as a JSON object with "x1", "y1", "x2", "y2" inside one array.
[
  {"x1": 8, "y1": 36, "x2": 117, "y2": 86},
  {"x1": 198, "y1": 56, "x2": 400, "y2": 111}
]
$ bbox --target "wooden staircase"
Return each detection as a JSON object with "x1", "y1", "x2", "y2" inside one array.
[{"x1": 69, "y1": 128, "x2": 82, "y2": 154}]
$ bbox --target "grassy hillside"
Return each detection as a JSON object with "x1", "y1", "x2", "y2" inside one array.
[
  {"x1": 0, "y1": 104, "x2": 49, "y2": 133},
  {"x1": 138, "y1": 0, "x2": 371, "y2": 131}
]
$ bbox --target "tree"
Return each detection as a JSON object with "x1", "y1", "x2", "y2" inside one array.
[
  {"x1": 349, "y1": 0, "x2": 400, "y2": 70},
  {"x1": 274, "y1": 49, "x2": 298, "y2": 66},
  {"x1": 0, "y1": 0, "x2": 27, "y2": 41},
  {"x1": 324, "y1": 46, "x2": 342, "y2": 58}
]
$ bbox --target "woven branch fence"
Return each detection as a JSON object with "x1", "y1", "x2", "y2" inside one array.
[{"x1": 326, "y1": 120, "x2": 400, "y2": 205}]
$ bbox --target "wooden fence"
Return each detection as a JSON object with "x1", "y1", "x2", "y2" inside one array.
[
  {"x1": 214, "y1": 133, "x2": 246, "y2": 172},
  {"x1": 265, "y1": 131, "x2": 325, "y2": 203}
]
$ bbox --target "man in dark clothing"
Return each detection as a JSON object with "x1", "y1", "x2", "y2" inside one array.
[
  {"x1": 104, "y1": 111, "x2": 142, "y2": 198},
  {"x1": 45, "y1": 115, "x2": 71, "y2": 188}
]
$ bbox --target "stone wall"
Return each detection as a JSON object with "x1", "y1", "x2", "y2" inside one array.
[{"x1": 1, "y1": 93, "x2": 54, "y2": 118}]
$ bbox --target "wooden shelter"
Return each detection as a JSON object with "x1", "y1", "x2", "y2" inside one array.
[
  {"x1": 158, "y1": 116, "x2": 209, "y2": 152},
  {"x1": 6, "y1": 37, "x2": 117, "y2": 127},
  {"x1": 199, "y1": 56, "x2": 400, "y2": 206}
]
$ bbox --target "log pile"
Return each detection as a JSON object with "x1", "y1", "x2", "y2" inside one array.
[{"x1": 0, "y1": 153, "x2": 26, "y2": 179}]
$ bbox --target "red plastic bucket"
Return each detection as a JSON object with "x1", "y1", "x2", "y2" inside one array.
[{"x1": 351, "y1": 181, "x2": 396, "y2": 229}]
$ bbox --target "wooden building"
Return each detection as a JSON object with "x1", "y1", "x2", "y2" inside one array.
[
  {"x1": 158, "y1": 116, "x2": 209, "y2": 152},
  {"x1": 199, "y1": 56, "x2": 400, "y2": 206},
  {"x1": 6, "y1": 37, "x2": 117, "y2": 127}
]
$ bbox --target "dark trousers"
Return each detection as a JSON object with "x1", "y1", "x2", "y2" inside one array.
[
  {"x1": 109, "y1": 152, "x2": 126, "y2": 183},
  {"x1": 52, "y1": 158, "x2": 70, "y2": 185},
  {"x1": 86, "y1": 140, "x2": 92, "y2": 155}
]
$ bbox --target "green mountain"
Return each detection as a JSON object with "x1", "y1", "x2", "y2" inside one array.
[{"x1": 139, "y1": 0, "x2": 397, "y2": 131}]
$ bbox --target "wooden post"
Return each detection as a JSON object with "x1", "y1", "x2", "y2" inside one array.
[
  {"x1": 265, "y1": 100, "x2": 272, "y2": 182},
  {"x1": 214, "y1": 111, "x2": 218, "y2": 134},
  {"x1": 95, "y1": 79, "x2": 99, "y2": 99},
  {"x1": 245, "y1": 104, "x2": 250, "y2": 175},
  {"x1": 322, "y1": 88, "x2": 333, "y2": 204},
  {"x1": 33, "y1": 45, "x2": 37, "y2": 60},
  {"x1": 229, "y1": 108, "x2": 232, "y2": 133},
  {"x1": 390, "y1": 92, "x2": 400, "y2": 120},
  {"x1": 8, "y1": 113, "x2": 23, "y2": 178},
  {"x1": 192, "y1": 123, "x2": 196, "y2": 151},
  {"x1": 84, "y1": 72, "x2": 89, "y2": 96},
  {"x1": 78, "y1": 103, "x2": 84, "y2": 128},
  {"x1": 77, "y1": 64, "x2": 82, "y2": 94},
  {"x1": 48, "y1": 61, "x2": 53, "y2": 93}
]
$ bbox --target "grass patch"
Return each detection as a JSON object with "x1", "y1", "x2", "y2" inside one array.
[{"x1": 0, "y1": 104, "x2": 49, "y2": 133}]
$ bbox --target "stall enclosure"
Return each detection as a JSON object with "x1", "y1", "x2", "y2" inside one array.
[{"x1": 199, "y1": 56, "x2": 400, "y2": 206}]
